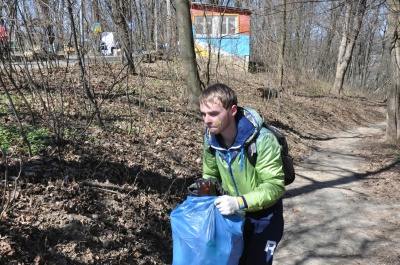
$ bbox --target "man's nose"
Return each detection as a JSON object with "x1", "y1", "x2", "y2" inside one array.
[{"x1": 203, "y1": 114, "x2": 211, "y2": 124}]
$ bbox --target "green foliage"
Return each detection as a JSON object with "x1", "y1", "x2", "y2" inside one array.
[
  {"x1": 0, "y1": 96, "x2": 10, "y2": 115},
  {"x1": 26, "y1": 128, "x2": 53, "y2": 154},
  {"x1": 0, "y1": 125, "x2": 53, "y2": 155},
  {"x1": 0, "y1": 95, "x2": 22, "y2": 115},
  {"x1": 114, "y1": 86, "x2": 124, "y2": 93},
  {"x1": 86, "y1": 133, "x2": 98, "y2": 144},
  {"x1": 0, "y1": 105, "x2": 6, "y2": 115},
  {"x1": 0, "y1": 94, "x2": 7, "y2": 104},
  {"x1": 0, "y1": 94, "x2": 22, "y2": 105},
  {"x1": 188, "y1": 114, "x2": 201, "y2": 121},
  {"x1": 148, "y1": 80, "x2": 164, "y2": 87},
  {"x1": 0, "y1": 125, "x2": 17, "y2": 152},
  {"x1": 114, "y1": 85, "x2": 136, "y2": 95}
]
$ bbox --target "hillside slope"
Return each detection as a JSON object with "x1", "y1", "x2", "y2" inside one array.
[{"x1": 0, "y1": 60, "x2": 398, "y2": 264}]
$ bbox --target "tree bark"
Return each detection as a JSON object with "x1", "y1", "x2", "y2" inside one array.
[
  {"x1": 278, "y1": 0, "x2": 287, "y2": 89},
  {"x1": 387, "y1": 0, "x2": 400, "y2": 142},
  {"x1": 332, "y1": 0, "x2": 366, "y2": 95},
  {"x1": 166, "y1": 0, "x2": 172, "y2": 56},
  {"x1": 174, "y1": 0, "x2": 202, "y2": 110},
  {"x1": 111, "y1": 0, "x2": 136, "y2": 74}
]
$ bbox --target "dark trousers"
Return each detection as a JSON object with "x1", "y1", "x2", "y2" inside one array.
[{"x1": 238, "y1": 198, "x2": 284, "y2": 265}]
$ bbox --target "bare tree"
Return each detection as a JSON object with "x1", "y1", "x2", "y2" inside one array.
[
  {"x1": 166, "y1": 0, "x2": 172, "y2": 56},
  {"x1": 110, "y1": 0, "x2": 135, "y2": 74},
  {"x1": 278, "y1": 0, "x2": 287, "y2": 89},
  {"x1": 174, "y1": 0, "x2": 202, "y2": 110},
  {"x1": 317, "y1": 1, "x2": 344, "y2": 81},
  {"x1": 332, "y1": 0, "x2": 367, "y2": 95},
  {"x1": 234, "y1": 0, "x2": 242, "y2": 8},
  {"x1": 36, "y1": 0, "x2": 55, "y2": 54},
  {"x1": 386, "y1": 0, "x2": 400, "y2": 142}
]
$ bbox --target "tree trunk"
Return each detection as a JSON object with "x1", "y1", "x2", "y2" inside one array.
[
  {"x1": 278, "y1": 0, "x2": 287, "y2": 89},
  {"x1": 166, "y1": 0, "x2": 172, "y2": 56},
  {"x1": 175, "y1": 0, "x2": 202, "y2": 110},
  {"x1": 111, "y1": 0, "x2": 135, "y2": 74},
  {"x1": 36, "y1": 0, "x2": 54, "y2": 53},
  {"x1": 332, "y1": 0, "x2": 366, "y2": 95},
  {"x1": 387, "y1": 0, "x2": 400, "y2": 142}
]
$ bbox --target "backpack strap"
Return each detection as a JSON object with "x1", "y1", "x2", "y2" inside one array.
[
  {"x1": 245, "y1": 121, "x2": 281, "y2": 168},
  {"x1": 209, "y1": 146, "x2": 216, "y2": 156},
  {"x1": 246, "y1": 138, "x2": 257, "y2": 167},
  {"x1": 262, "y1": 122, "x2": 288, "y2": 154}
]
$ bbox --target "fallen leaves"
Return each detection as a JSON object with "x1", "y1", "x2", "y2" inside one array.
[{"x1": 0, "y1": 240, "x2": 14, "y2": 256}]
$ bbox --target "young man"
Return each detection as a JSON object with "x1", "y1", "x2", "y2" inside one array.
[{"x1": 199, "y1": 83, "x2": 285, "y2": 265}]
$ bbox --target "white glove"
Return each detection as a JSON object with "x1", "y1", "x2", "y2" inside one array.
[{"x1": 214, "y1": 195, "x2": 239, "y2": 215}]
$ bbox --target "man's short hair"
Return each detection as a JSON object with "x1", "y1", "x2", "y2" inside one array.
[{"x1": 199, "y1": 83, "x2": 237, "y2": 110}]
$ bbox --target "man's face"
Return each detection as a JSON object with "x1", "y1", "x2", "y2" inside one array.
[{"x1": 200, "y1": 99, "x2": 236, "y2": 135}]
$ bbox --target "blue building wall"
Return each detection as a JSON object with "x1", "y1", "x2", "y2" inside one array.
[{"x1": 194, "y1": 34, "x2": 250, "y2": 56}]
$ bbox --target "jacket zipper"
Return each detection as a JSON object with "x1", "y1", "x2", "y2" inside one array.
[{"x1": 227, "y1": 150, "x2": 240, "y2": 196}]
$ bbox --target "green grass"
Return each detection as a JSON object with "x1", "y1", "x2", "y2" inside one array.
[
  {"x1": 0, "y1": 95, "x2": 22, "y2": 115},
  {"x1": 0, "y1": 125, "x2": 53, "y2": 155}
]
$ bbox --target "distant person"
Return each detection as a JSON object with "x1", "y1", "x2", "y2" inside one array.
[
  {"x1": 0, "y1": 24, "x2": 9, "y2": 54},
  {"x1": 45, "y1": 25, "x2": 55, "y2": 52},
  {"x1": 199, "y1": 83, "x2": 285, "y2": 265},
  {"x1": 0, "y1": 19, "x2": 8, "y2": 44}
]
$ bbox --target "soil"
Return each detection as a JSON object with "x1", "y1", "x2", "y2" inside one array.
[{"x1": 0, "y1": 60, "x2": 399, "y2": 264}]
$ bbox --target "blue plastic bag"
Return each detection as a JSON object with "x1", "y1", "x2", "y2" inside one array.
[{"x1": 170, "y1": 196, "x2": 244, "y2": 265}]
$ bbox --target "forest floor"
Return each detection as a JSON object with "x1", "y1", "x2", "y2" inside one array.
[{"x1": 0, "y1": 58, "x2": 399, "y2": 264}]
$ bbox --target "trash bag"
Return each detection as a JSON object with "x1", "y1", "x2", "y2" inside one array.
[{"x1": 170, "y1": 196, "x2": 244, "y2": 265}]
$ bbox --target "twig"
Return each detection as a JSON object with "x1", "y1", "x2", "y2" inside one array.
[
  {"x1": 0, "y1": 149, "x2": 7, "y2": 220},
  {"x1": 79, "y1": 180, "x2": 134, "y2": 192},
  {"x1": 91, "y1": 154, "x2": 106, "y2": 178},
  {"x1": 10, "y1": 158, "x2": 22, "y2": 208},
  {"x1": 0, "y1": 151, "x2": 21, "y2": 219},
  {"x1": 90, "y1": 187, "x2": 120, "y2": 194}
]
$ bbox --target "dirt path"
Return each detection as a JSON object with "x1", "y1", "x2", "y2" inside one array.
[{"x1": 275, "y1": 122, "x2": 400, "y2": 265}]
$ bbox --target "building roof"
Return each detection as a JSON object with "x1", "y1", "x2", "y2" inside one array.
[{"x1": 190, "y1": 2, "x2": 252, "y2": 15}]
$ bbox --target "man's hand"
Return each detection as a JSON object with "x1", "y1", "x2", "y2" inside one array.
[{"x1": 214, "y1": 195, "x2": 239, "y2": 215}]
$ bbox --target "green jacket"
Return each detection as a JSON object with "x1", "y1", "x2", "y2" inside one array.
[{"x1": 202, "y1": 107, "x2": 285, "y2": 212}]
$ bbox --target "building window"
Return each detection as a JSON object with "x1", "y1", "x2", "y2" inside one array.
[{"x1": 194, "y1": 15, "x2": 238, "y2": 37}]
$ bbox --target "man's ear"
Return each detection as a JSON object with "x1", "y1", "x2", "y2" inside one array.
[{"x1": 230, "y1": 105, "x2": 238, "y2": 116}]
